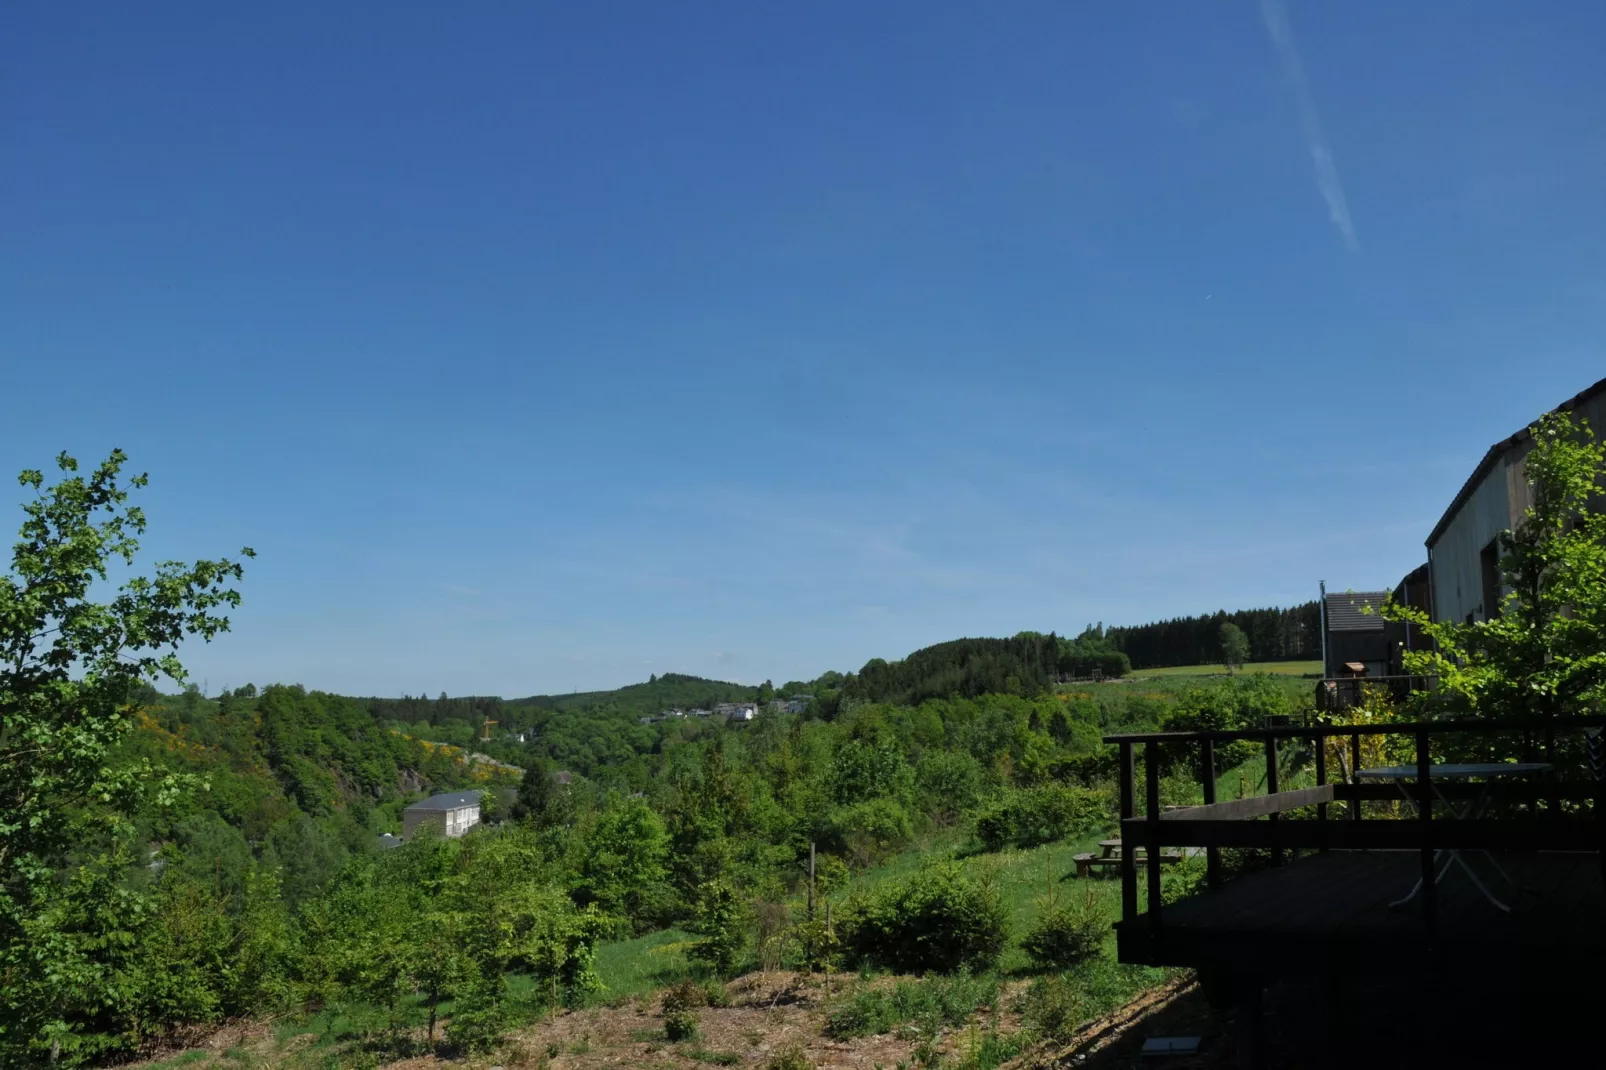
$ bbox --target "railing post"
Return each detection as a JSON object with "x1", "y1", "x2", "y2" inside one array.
[
  {"x1": 1350, "y1": 731, "x2": 1364, "y2": 825},
  {"x1": 1201, "y1": 738, "x2": 1220, "y2": 890},
  {"x1": 1145, "y1": 741, "x2": 1163, "y2": 931},
  {"x1": 1265, "y1": 733, "x2": 1282, "y2": 867},
  {"x1": 1314, "y1": 726, "x2": 1328, "y2": 852},
  {"x1": 1119, "y1": 741, "x2": 1136, "y2": 926},
  {"x1": 1416, "y1": 727, "x2": 1436, "y2": 940},
  {"x1": 1544, "y1": 719, "x2": 1559, "y2": 817}
]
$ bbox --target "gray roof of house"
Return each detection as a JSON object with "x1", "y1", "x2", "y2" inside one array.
[
  {"x1": 1325, "y1": 592, "x2": 1388, "y2": 632},
  {"x1": 404, "y1": 790, "x2": 483, "y2": 812}
]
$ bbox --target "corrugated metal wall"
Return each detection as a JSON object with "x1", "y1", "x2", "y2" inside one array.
[
  {"x1": 1430, "y1": 391, "x2": 1606, "y2": 624},
  {"x1": 1431, "y1": 458, "x2": 1517, "y2": 624}
]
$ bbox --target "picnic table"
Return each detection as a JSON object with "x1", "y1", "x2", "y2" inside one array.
[
  {"x1": 1354, "y1": 762, "x2": 1552, "y2": 912},
  {"x1": 1073, "y1": 838, "x2": 1183, "y2": 879}
]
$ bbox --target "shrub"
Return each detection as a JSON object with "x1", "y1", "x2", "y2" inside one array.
[
  {"x1": 843, "y1": 861, "x2": 1007, "y2": 974},
  {"x1": 445, "y1": 972, "x2": 508, "y2": 1053},
  {"x1": 661, "y1": 978, "x2": 708, "y2": 1014},
  {"x1": 687, "y1": 880, "x2": 748, "y2": 977},
  {"x1": 974, "y1": 784, "x2": 1107, "y2": 851},
  {"x1": 763, "y1": 1042, "x2": 813, "y2": 1070},
  {"x1": 788, "y1": 918, "x2": 841, "y2": 972},
  {"x1": 1020, "y1": 891, "x2": 1106, "y2": 971},
  {"x1": 825, "y1": 973, "x2": 1000, "y2": 1039},
  {"x1": 1019, "y1": 975, "x2": 1085, "y2": 1043},
  {"x1": 824, "y1": 984, "x2": 896, "y2": 1039},
  {"x1": 664, "y1": 1010, "x2": 700, "y2": 1042}
]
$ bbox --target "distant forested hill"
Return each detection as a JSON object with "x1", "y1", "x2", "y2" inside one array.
[
  {"x1": 346, "y1": 675, "x2": 764, "y2": 778},
  {"x1": 126, "y1": 683, "x2": 519, "y2": 904},
  {"x1": 512, "y1": 672, "x2": 759, "y2": 715},
  {"x1": 1106, "y1": 602, "x2": 1322, "y2": 668},
  {"x1": 844, "y1": 635, "x2": 1065, "y2": 706}
]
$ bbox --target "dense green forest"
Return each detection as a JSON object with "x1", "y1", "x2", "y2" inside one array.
[
  {"x1": 1104, "y1": 602, "x2": 1322, "y2": 668},
  {"x1": 9, "y1": 656, "x2": 1309, "y2": 1066}
]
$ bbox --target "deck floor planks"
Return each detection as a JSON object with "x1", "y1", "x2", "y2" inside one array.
[
  {"x1": 1164, "y1": 851, "x2": 1396, "y2": 935},
  {"x1": 1123, "y1": 849, "x2": 1602, "y2": 971}
]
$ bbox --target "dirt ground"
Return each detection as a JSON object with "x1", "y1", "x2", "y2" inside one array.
[
  {"x1": 132, "y1": 972, "x2": 1222, "y2": 1070},
  {"x1": 384, "y1": 972, "x2": 1009, "y2": 1070}
]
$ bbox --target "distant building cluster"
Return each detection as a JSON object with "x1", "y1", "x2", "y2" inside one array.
[{"x1": 637, "y1": 696, "x2": 809, "y2": 726}]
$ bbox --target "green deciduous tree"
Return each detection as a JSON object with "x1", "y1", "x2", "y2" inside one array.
[
  {"x1": 574, "y1": 796, "x2": 671, "y2": 932},
  {"x1": 1218, "y1": 622, "x2": 1250, "y2": 673},
  {"x1": 0, "y1": 452, "x2": 252, "y2": 1066}
]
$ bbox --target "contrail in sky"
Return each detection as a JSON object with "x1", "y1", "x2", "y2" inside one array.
[{"x1": 1259, "y1": 0, "x2": 1359, "y2": 251}]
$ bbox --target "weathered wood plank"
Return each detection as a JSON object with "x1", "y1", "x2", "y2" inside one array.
[{"x1": 1160, "y1": 785, "x2": 1335, "y2": 822}]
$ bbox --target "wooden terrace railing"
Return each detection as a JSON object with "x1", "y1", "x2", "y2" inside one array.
[{"x1": 1103, "y1": 716, "x2": 1606, "y2": 944}]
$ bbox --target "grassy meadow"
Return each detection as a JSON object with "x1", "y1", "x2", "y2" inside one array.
[{"x1": 1128, "y1": 659, "x2": 1322, "y2": 679}]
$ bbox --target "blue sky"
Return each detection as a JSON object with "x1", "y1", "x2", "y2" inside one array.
[{"x1": 4, "y1": 1, "x2": 1603, "y2": 697}]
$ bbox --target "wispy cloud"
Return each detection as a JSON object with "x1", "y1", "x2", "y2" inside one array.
[
  {"x1": 440, "y1": 583, "x2": 481, "y2": 596},
  {"x1": 1260, "y1": 0, "x2": 1359, "y2": 251}
]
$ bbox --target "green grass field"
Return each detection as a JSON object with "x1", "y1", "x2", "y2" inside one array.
[
  {"x1": 592, "y1": 927, "x2": 695, "y2": 1001},
  {"x1": 1128, "y1": 659, "x2": 1321, "y2": 679}
]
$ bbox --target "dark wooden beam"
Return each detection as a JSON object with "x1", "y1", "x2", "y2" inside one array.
[
  {"x1": 1118, "y1": 816, "x2": 1598, "y2": 851},
  {"x1": 1327, "y1": 781, "x2": 1598, "y2": 804},
  {"x1": 1201, "y1": 738, "x2": 1220, "y2": 890},
  {"x1": 1103, "y1": 713, "x2": 1606, "y2": 746},
  {"x1": 1265, "y1": 734, "x2": 1282, "y2": 866},
  {"x1": 1315, "y1": 732, "x2": 1328, "y2": 845},
  {"x1": 1145, "y1": 741, "x2": 1163, "y2": 932},
  {"x1": 1119, "y1": 741, "x2": 1136, "y2": 925},
  {"x1": 1416, "y1": 728, "x2": 1436, "y2": 941}
]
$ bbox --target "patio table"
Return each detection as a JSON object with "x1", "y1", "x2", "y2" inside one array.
[{"x1": 1353, "y1": 762, "x2": 1552, "y2": 912}]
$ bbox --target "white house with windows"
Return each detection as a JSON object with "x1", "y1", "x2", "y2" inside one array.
[{"x1": 401, "y1": 790, "x2": 483, "y2": 839}]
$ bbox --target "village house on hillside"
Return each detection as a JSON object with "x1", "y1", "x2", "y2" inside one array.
[
  {"x1": 1426, "y1": 375, "x2": 1606, "y2": 625},
  {"x1": 718, "y1": 701, "x2": 758, "y2": 721},
  {"x1": 401, "y1": 789, "x2": 482, "y2": 839}
]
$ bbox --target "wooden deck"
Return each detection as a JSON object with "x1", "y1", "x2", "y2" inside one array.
[{"x1": 1118, "y1": 849, "x2": 1603, "y2": 974}]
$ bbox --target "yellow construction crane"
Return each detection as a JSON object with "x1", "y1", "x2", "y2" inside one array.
[{"x1": 482, "y1": 718, "x2": 497, "y2": 741}]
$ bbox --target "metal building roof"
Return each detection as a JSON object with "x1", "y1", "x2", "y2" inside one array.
[
  {"x1": 1426, "y1": 375, "x2": 1606, "y2": 549},
  {"x1": 1325, "y1": 592, "x2": 1388, "y2": 632},
  {"x1": 404, "y1": 789, "x2": 483, "y2": 812}
]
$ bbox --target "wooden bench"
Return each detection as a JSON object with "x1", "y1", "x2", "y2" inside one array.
[{"x1": 1073, "y1": 841, "x2": 1185, "y2": 879}]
